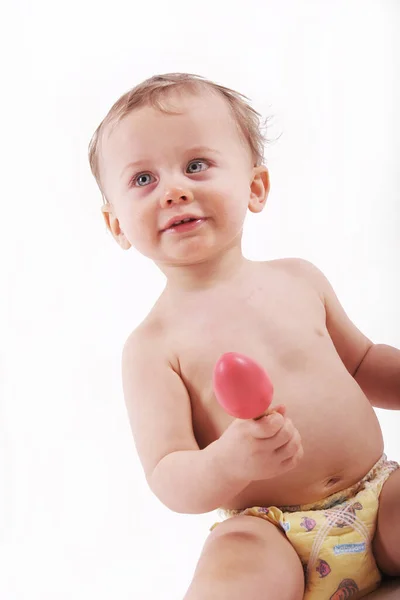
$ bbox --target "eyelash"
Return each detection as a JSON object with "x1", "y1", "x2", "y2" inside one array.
[{"x1": 130, "y1": 159, "x2": 210, "y2": 188}]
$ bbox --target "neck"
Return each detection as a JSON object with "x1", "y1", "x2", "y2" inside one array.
[{"x1": 157, "y1": 246, "x2": 251, "y2": 299}]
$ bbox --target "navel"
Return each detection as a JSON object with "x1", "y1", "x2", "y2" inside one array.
[{"x1": 326, "y1": 476, "x2": 341, "y2": 488}]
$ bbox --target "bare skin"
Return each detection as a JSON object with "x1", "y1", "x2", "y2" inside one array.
[
  {"x1": 145, "y1": 258, "x2": 384, "y2": 509},
  {"x1": 184, "y1": 515, "x2": 305, "y2": 600},
  {"x1": 97, "y1": 85, "x2": 399, "y2": 597},
  {"x1": 130, "y1": 256, "x2": 400, "y2": 599},
  {"x1": 138, "y1": 257, "x2": 400, "y2": 597}
]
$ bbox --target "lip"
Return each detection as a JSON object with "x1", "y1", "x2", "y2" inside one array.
[{"x1": 160, "y1": 213, "x2": 206, "y2": 232}]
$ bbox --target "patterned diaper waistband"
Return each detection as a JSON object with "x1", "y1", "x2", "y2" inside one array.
[{"x1": 278, "y1": 454, "x2": 399, "y2": 513}]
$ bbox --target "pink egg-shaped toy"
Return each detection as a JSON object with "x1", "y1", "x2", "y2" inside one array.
[{"x1": 213, "y1": 352, "x2": 274, "y2": 419}]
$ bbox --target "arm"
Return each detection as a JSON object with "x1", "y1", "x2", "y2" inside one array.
[
  {"x1": 284, "y1": 258, "x2": 400, "y2": 410},
  {"x1": 121, "y1": 328, "x2": 248, "y2": 514},
  {"x1": 351, "y1": 344, "x2": 400, "y2": 410}
]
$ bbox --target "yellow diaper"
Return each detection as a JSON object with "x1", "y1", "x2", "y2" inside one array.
[{"x1": 211, "y1": 454, "x2": 399, "y2": 600}]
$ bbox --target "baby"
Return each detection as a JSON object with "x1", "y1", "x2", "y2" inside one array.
[{"x1": 88, "y1": 73, "x2": 400, "y2": 599}]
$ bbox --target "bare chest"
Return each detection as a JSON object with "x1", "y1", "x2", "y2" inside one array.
[{"x1": 166, "y1": 279, "x2": 328, "y2": 446}]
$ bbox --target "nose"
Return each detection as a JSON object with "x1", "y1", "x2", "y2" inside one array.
[{"x1": 160, "y1": 185, "x2": 194, "y2": 208}]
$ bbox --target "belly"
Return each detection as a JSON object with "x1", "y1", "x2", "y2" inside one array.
[{"x1": 219, "y1": 368, "x2": 384, "y2": 510}]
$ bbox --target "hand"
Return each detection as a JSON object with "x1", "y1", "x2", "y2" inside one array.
[{"x1": 216, "y1": 405, "x2": 304, "y2": 484}]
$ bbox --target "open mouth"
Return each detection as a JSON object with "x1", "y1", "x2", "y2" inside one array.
[
  {"x1": 171, "y1": 218, "x2": 197, "y2": 227},
  {"x1": 163, "y1": 218, "x2": 207, "y2": 233}
]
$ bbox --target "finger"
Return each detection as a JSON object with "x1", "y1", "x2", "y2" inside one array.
[
  {"x1": 256, "y1": 405, "x2": 286, "y2": 419},
  {"x1": 251, "y1": 412, "x2": 285, "y2": 439},
  {"x1": 281, "y1": 443, "x2": 304, "y2": 468},
  {"x1": 272, "y1": 419, "x2": 295, "y2": 449},
  {"x1": 274, "y1": 430, "x2": 302, "y2": 459},
  {"x1": 253, "y1": 404, "x2": 286, "y2": 421}
]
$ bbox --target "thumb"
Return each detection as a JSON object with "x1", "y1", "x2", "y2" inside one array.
[
  {"x1": 272, "y1": 404, "x2": 287, "y2": 417},
  {"x1": 255, "y1": 404, "x2": 286, "y2": 420}
]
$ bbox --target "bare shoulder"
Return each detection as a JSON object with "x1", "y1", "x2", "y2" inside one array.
[
  {"x1": 122, "y1": 299, "x2": 174, "y2": 370},
  {"x1": 267, "y1": 256, "x2": 322, "y2": 277},
  {"x1": 121, "y1": 312, "x2": 178, "y2": 404},
  {"x1": 123, "y1": 311, "x2": 166, "y2": 353},
  {"x1": 265, "y1": 258, "x2": 372, "y2": 374},
  {"x1": 121, "y1": 303, "x2": 180, "y2": 382},
  {"x1": 265, "y1": 257, "x2": 328, "y2": 297}
]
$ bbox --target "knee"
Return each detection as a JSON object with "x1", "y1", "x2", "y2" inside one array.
[
  {"x1": 202, "y1": 520, "x2": 265, "y2": 573},
  {"x1": 204, "y1": 515, "x2": 303, "y2": 575},
  {"x1": 190, "y1": 516, "x2": 304, "y2": 600},
  {"x1": 205, "y1": 515, "x2": 277, "y2": 559},
  {"x1": 208, "y1": 517, "x2": 265, "y2": 545}
]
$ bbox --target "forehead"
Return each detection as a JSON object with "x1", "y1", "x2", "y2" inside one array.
[{"x1": 100, "y1": 90, "x2": 246, "y2": 175}]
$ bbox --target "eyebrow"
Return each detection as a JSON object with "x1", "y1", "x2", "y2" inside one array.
[
  {"x1": 120, "y1": 159, "x2": 150, "y2": 180},
  {"x1": 120, "y1": 146, "x2": 222, "y2": 180}
]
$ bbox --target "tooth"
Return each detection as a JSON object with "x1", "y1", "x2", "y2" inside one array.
[{"x1": 174, "y1": 218, "x2": 193, "y2": 226}]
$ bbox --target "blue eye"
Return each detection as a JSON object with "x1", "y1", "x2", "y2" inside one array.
[
  {"x1": 134, "y1": 173, "x2": 154, "y2": 187},
  {"x1": 187, "y1": 160, "x2": 209, "y2": 174}
]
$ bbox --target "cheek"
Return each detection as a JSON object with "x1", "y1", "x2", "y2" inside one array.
[
  {"x1": 215, "y1": 168, "x2": 250, "y2": 196},
  {"x1": 211, "y1": 180, "x2": 250, "y2": 219},
  {"x1": 119, "y1": 203, "x2": 156, "y2": 247}
]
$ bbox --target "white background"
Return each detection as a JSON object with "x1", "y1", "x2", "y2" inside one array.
[{"x1": 1, "y1": 1, "x2": 399, "y2": 598}]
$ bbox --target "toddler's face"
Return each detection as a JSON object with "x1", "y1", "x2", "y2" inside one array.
[{"x1": 99, "y1": 90, "x2": 269, "y2": 266}]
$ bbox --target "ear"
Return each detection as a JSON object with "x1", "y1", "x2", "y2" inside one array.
[
  {"x1": 248, "y1": 166, "x2": 270, "y2": 213},
  {"x1": 101, "y1": 204, "x2": 131, "y2": 250}
]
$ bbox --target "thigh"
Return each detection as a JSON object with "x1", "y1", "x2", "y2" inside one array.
[
  {"x1": 373, "y1": 467, "x2": 400, "y2": 576},
  {"x1": 193, "y1": 515, "x2": 305, "y2": 600}
]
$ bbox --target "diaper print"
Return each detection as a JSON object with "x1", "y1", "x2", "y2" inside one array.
[
  {"x1": 316, "y1": 559, "x2": 331, "y2": 578},
  {"x1": 325, "y1": 502, "x2": 363, "y2": 528},
  {"x1": 300, "y1": 516, "x2": 316, "y2": 532},
  {"x1": 334, "y1": 542, "x2": 366, "y2": 555},
  {"x1": 330, "y1": 578, "x2": 359, "y2": 599}
]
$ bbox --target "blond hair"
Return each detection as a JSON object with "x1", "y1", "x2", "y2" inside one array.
[{"x1": 88, "y1": 73, "x2": 270, "y2": 204}]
